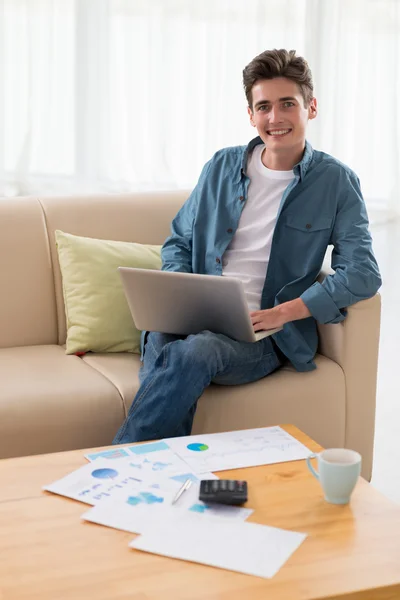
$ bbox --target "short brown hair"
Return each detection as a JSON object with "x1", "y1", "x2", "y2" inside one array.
[{"x1": 243, "y1": 49, "x2": 314, "y2": 109}]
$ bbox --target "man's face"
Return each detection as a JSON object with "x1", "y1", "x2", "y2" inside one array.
[{"x1": 248, "y1": 77, "x2": 317, "y2": 154}]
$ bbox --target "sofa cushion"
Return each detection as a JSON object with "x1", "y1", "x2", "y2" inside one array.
[
  {"x1": 0, "y1": 344, "x2": 344, "y2": 461},
  {"x1": 82, "y1": 352, "x2": 142, "y2": 415},
  {"x1": 0, "y1": 345, "x2": 126, "y2": 459},
  {"x1": 55, "y1": 230, "x2": 162, "y2": 355}
]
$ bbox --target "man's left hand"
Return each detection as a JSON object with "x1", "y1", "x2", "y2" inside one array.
[
  {"x1": 250, "y1": 298, "x2": 311, "y2": 332},
  {"x1": 250, "y1": 307, "x2": 287, "y2": 331}
]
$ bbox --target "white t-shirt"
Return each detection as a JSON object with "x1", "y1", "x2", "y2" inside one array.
[{"x1": 222, "y1": 144, "x2": 295, "y2": 311}]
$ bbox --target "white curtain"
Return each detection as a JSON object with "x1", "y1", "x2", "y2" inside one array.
[{"x1": 1, "y1": 0, "x2": 399, "y2": 218}]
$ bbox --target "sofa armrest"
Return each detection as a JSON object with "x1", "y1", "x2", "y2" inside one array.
[{"x1": 316, "y1": 268, "x2": 381, "y2": 480}]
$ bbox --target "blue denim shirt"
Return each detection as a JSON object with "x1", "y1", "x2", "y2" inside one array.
[{"x1": 161, "y1": 137, "x2": 382, "y2": 372}]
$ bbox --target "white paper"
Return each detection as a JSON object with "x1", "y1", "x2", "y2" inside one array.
[
  {"x1": 82, "y1": 480, "x2": 253, "y2": 533},
  {"x1": 164, "y1": 426, "x2": 311, "y2": 473},
  {"x1": 130, "y1": 516, "x2": 307, "y2": 579},
  {"x1": 43, "y1": 458, "x2": 211, "y2": 505}
]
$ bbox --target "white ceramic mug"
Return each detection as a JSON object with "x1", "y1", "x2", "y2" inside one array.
[{"x1": 306, "y1": 448, "x2": 362, "y2": 504}]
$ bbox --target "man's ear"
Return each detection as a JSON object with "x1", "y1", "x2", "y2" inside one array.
[
  {"x1": 247, "y1": 106, "x2": 256, "y2": 127},
  {"x1": 308, "y1": 97, "x2": 318, "y2": 120}
]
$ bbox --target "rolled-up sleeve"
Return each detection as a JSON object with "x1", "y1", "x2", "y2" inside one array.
[{"x1": 300, "y1": 171, "x2": 382, "y2": 324}]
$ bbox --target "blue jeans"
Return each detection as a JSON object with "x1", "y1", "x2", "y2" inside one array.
[{"x1": 112, "y1": 330, "x2": 283, "y2": 444}]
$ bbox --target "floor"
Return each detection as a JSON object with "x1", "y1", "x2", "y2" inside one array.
[{"x1": 366, "y1": 218, "x2": 400, "y2": 503}]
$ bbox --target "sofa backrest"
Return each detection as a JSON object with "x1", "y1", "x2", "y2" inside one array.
[
  {"x1": 39, "y1": 191, "x2": 189, "y2": 345},
  {"x1": 0, "y1": 198, "x2": 58, "y2": 348}
]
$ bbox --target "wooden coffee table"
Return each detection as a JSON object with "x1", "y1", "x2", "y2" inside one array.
[{"x1": 1, "y1": 424, "x2": 400, "y2": 600}]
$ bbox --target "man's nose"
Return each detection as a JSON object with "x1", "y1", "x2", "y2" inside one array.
[{"x1": 268, "y1": 106, "x2": 283, "y2": 123}]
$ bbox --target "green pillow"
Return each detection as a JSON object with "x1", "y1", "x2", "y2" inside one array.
[{"x1": 55, "y1": 230, "x2": 162, "y2": 354}]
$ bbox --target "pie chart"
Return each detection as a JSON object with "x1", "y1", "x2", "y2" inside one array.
[
  {"x1": 91, "y1": 468, "x2": 119, "y2": 479},
  {"x1": 187, "y1": 443, "x2": 209, "y2": 452}
]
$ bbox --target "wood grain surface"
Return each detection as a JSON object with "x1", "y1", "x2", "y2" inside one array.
[{"x1": 0, "y1": 424, "x2": 399, "y2": 600}]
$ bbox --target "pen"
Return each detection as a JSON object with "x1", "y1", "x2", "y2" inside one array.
[{"x1": 172, "y1": 478, "x2": 192, "y2": 504}]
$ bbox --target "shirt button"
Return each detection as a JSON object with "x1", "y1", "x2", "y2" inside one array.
[
  {"x1": 306, "y1": 223, "x2": 312, "y2": 229},
  {"x1": 216, "y1": 257, "x2": 221, "y2": 264},
  {"x1": 227, "y1": 228, "x2": 233, "y2": 233},
  {"x1": 239, "y1": 196, "x2": 245, "y2": 201}
]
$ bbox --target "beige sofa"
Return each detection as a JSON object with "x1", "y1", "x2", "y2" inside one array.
[{"x1": 0, "y1": 192, "x2": 381, "y2": 479}]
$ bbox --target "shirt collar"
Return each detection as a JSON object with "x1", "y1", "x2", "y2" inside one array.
[{"x1": 237, "y1": 136, "x2": 314, "y2": 183}]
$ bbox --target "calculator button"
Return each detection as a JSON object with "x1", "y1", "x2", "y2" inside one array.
[
  {"x1": 228, "y1": 480, "x2": 235, "y2": 491},
  {"x1": 212, "y1": 481, "x2": 219, "y2": 491},
  {"x1": 221, "y1": 480, "x2": 227, "y2": 490}
]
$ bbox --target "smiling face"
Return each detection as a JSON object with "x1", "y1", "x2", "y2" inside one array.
[{"x1": 248, "y1": 77, "x2": 317, "y2": 168}]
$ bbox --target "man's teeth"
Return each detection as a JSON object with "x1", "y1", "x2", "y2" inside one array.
[{"x1": 268, "y1": 129, "x2": 290, "y2": 136}]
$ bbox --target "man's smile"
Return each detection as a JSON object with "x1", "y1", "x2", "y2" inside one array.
[{"x1": 266, "y1": 128, "x2": 292, "y2": 137}]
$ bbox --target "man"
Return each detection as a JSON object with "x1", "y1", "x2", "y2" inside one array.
[{"x1": 113, "y1": 49, "x2": 381, "y2": 445}]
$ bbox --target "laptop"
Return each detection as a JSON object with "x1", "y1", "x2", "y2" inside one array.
[{"x1": 118, "y1": 267, "x2": 282, "y2": 343}]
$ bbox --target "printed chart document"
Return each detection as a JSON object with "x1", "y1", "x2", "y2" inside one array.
[
  {"x1": 130, "y1": 516, "x2": 307, "y2": 579},
  {"x1": 43, "y1": 458, "x2": 209, "y2": 506},
  {"x1": 164, "y1": 426, "x2": 311, "y2": 473},
  {"x1": 82, "y1": 479, "x2": 253, "y2": 534}
]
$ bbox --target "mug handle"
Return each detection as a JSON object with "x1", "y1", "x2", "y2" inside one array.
[{"x1": 306, "y1": 453, "x2": 320, "y2": 480}]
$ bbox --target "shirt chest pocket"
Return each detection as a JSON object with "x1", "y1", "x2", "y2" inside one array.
[
  {"x1": 284, "y1": 215, "x2": 333, "y2": 233},
  {"x1": 282, "y1": 215, "x2": 333, "y2": 271}
]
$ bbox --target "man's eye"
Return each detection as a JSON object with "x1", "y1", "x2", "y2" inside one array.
[
  {"x1": 258, "y1": 105, "x2": 269, "y2": 111},
  {"x1": 283, "y1": 101, "x2": 295, "y2": 108}
]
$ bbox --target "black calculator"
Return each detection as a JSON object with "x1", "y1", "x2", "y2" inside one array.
[{"x1": 199, "y1": 479, "x2": 248, "y2": 506}]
